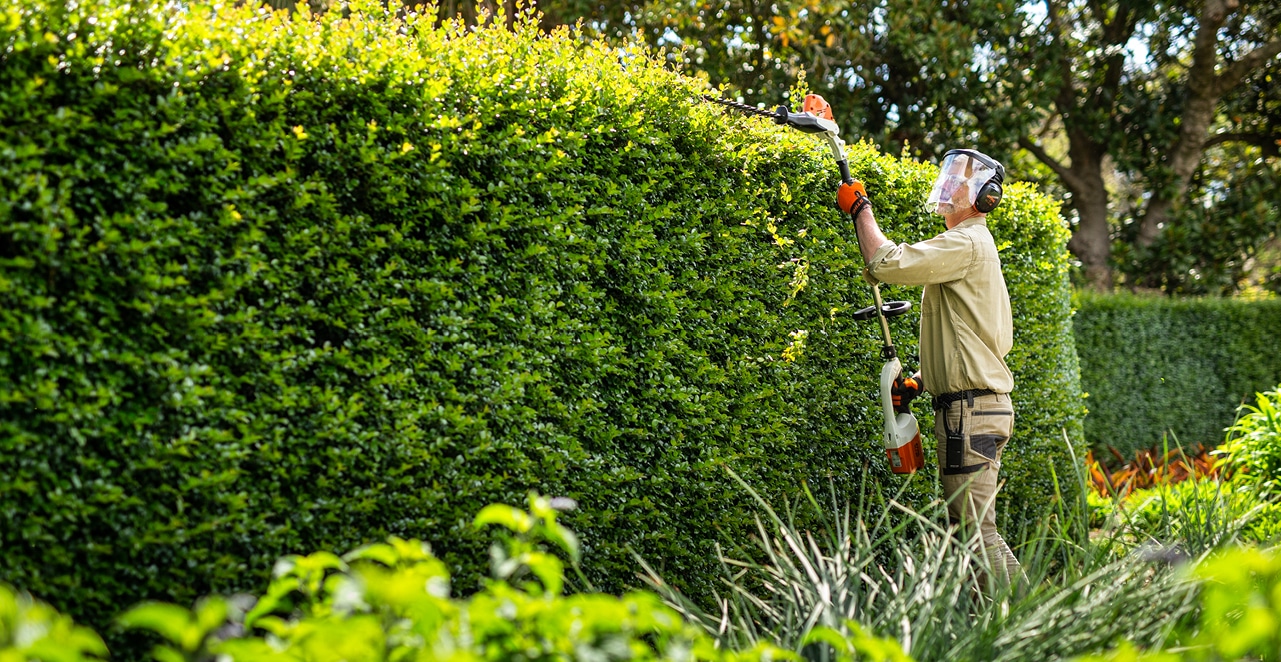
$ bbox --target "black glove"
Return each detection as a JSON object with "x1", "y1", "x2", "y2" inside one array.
[{"x1": 892, "y1": 373, "x2": 922, "y2": 414}]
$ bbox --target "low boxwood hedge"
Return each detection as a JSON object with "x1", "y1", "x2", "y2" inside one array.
[
  {"x1": 1074, "y1": 293, "x2": 1281, "y2": 458},
  {"x1": 0, "y1": 0, "x2": 1081, "y2": 653}
]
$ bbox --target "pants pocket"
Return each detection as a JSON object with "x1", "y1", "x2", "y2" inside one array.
[
  {"x1": 969, "y1": 400, "x2": 1013, "y2": 464},
  {"x1": 971, "y1": 434, "x2": 1002, "y2": 461}
]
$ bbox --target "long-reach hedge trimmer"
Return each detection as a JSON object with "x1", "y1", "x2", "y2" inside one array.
[{"x1": 703, "y1": 93, "x2": 925, "y2": 475}]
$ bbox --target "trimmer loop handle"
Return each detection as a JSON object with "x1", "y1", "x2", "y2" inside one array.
[{"x1": 851, "y1": 301, "x2": 912, "y2": 321}]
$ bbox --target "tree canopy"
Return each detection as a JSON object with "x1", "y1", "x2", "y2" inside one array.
[{"x1": 524, "y1": 0, "x2": 1281, "y2": 294}]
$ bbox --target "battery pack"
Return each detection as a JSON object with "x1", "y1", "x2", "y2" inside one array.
[{"x1": 886, "y1": 431, "x2": 925, "y2": 474}]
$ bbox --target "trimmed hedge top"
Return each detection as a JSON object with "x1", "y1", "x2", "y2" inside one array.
[{"x1": 0, "y1": 0, "x2": 1081, "y2": 653}]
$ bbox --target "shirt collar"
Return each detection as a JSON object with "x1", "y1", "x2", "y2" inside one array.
[{"x1": 949, "y1": 216, "x2": 988, "y2": 231}]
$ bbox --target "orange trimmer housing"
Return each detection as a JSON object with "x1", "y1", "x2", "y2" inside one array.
[{"x1": 801, "y1": 94, "x2": 835, "y2": 120}]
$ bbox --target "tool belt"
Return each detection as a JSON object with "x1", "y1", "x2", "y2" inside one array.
[{"x1": 932, "y1": 389, "x2": 996, "y2": 411}]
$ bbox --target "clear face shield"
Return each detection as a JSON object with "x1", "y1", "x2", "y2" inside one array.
[{"x1": 926, "y1": 151, "x2": 1001, "y2": 215}]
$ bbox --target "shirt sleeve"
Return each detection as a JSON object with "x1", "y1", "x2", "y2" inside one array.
[{"x1": 867, "y1": 230, "x2": 975, "y2": 286}]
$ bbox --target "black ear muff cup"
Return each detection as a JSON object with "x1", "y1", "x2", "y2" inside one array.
[{"x1": 974, "y1": 179, "x2": 1003, "y2": 213}]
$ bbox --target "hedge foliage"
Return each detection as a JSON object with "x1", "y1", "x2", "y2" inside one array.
[
  {"x1": 1074, "y1": 293, "x2": 1281, "y2": 457},
  {"x1": 0, "y1": 0, "x2": 1080, "y2": 649}
]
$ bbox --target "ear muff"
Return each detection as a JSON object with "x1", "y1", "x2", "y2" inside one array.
[{"x1": 974, "y1": 175, "x2": 1003, "y2": 213}]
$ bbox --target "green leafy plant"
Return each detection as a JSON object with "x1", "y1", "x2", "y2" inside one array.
[
  {"x1": 0, "y1": 584, "x2": 107, "y2": 661},
  {"x1": 1219, "y1": 384, "x2": 1281, "y2": 491},
  {"x1": 474, "y1": 495, "x2": 587, "y2": 595},
  {"x1": 6, "y1": 486, "x2": 1279, "y2": 662},
  {"x1": 1087, "y1": 489, "x2": 1117, "y2": 529},
  {"x1": 1078, "y1": 547, "x2": 1281, "y2": 662},
  {"x1": 1191, "y1": 546, "x2": 1281, "y2": 660},
  {"x1": 1110, "y1": 477, "x2": 1281, "y2": 551},
  {"x1": 111, "y1": 494, "x2": 795, "y2": 662}
]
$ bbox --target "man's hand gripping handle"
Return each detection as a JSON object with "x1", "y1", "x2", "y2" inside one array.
[
  {"x1": 892, "y1": 373, "x2": 922, "y2": 414},
  {"x1": 838, "y1": 180, "x2": 871, "y2": 218}
]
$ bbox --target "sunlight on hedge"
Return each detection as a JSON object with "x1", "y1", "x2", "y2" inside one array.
[{"x1": 2, "y1": 1, "x2": 1076, "y2": 657}]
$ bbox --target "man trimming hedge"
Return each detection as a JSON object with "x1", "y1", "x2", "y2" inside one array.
[{"x1": 839, "y1": 149, "x2": 1022, "y2": 587}]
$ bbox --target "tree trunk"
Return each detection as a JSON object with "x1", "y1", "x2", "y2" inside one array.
[
  {"x1": 1065, "y1": 149, "x2": 1112, "y2": 290},
  {"x1": 1136, "y1": 91, "x2": 1217, "y2": 246},
  {"x1": 1017, "y1": 130, "x2": 1113, "y2": 289},
  {"x1": 1135, "y1": 1, "x2": 1232, "y2": 247},
  {"x1": 1068, "y1": 183, "x2": 1112, "y2": 289},
  {"x1": 1023, "y1": 0, "x2": 1123, "y2": 290}
]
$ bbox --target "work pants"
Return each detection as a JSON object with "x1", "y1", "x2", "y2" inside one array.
[{"x1": 934, "y1": 392, "x2": 1022, "y2": 588}]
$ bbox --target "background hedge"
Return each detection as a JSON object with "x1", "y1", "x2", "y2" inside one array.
[
  {"x1": 1074, "y1": 292, "x2": 1281, "y2": 458},
  {"x1": 0, "y1": 0, "x2": 1081, "y2": 653}
]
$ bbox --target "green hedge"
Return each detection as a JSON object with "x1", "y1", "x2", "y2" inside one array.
[
  {"x1": 1074, "y1": 293, "x2": 1281, "y2": 457},
  {"x1": 0, "y1": 0, "x2": 1081, "y2": 650}
]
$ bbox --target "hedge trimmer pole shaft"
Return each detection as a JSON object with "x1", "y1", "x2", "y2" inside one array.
[
  {"x1": 702, "y1": 91, "x2": 924, "y2": 475},
  {"x1": 870, "y1": 283, "x2": 894, "y2": 356}
]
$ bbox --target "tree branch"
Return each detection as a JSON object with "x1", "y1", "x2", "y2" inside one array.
[
  {"x1": 1102, "y1": 4, "x2": 1134, "y2": 46},
  {"x1": 1214, "y1": 36, "x2": 1281, "y2": 96},
  {"x1": 1188, "y1": 0, "x2": 1231, "y2": 91},
  {"x1": 1095, "y1": 5, "x2": 1141, "y2": 114},
  {"x1": 1085, "y1": 0, "x2": 1106, "y2": 32},
  {"x1": 1019, "y1": 135, "x2": 1085, "y2": 190},
  {"x1": 1136, "y1": 0, "x2": 1240, "y2": 246},
  {"x1": 1204, "y1": 131, "x2": 1281, "y2": 156}
]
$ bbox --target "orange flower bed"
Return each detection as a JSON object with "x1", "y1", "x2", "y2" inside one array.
[{"x1": 1086, "y1": 444, "x2": 1223, "y2": 498}]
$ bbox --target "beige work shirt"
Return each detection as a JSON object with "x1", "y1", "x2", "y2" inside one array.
[{"x1": 864, "y1": 217, "x2": 1014, "y2": 396}]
